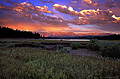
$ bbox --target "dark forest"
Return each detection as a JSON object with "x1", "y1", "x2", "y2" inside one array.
[{"x1": 0, "y1": 26, "x2": 43, "y2": 39}]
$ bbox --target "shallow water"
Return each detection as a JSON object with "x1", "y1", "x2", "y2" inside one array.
[{"x1": 44, "y1": 39, "x2": 90, "y2": 41}]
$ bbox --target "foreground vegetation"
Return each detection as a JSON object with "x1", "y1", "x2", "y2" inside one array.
[
  {"x1": 86, "y1": 39, "x2": 120, "y2": 59},
  {"x1": 0, "y1": 47, "x2": 120, "y2": 79},
  {"x1": 0, "y1": 39, "x2": 120, "y2": 59}
]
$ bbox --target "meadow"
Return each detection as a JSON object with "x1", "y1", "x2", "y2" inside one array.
[{"x1": 0, "y1": 39, "x2": 120, "y2": 79}]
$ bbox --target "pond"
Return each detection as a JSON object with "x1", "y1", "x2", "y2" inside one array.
[{"x1": 43, "y1": 39, "x2": 90, "y2": 41}]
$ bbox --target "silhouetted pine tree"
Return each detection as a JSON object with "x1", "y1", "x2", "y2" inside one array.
[
  {"x1": 0, "y1": 26, "x2": 44, "y2": 38},
  {"x1": 94, "y1": 34, "x2": 120, "y2": 40}
]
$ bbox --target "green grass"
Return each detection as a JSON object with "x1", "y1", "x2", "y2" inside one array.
[
  {"x1": 86, "y1": 39, "x2": 120, "y2": 59},
  {"x1": 0, "y1": 47, "x2": 120, "y2": 79},
  {"x1": 0, "y1": 39, "x2": 89, "y2": 44},
  {"x1": 1, "y1": 39, "x2": 120, "y2": 45},
  {"x1": 99, "y1": 40, "x2": 120, "y2": 43}
]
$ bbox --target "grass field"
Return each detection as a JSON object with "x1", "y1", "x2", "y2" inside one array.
[
  {"x1": 0, "y1": 38, "x2": 89, "y2": 44},
  {"x1": 0, "y1": 47, "x2": 120, "y2": 79},
  {"x1": 0, "y1": 39, "x2": 120, "y2": 78},
  {"x1": 0, "y1": 39, "x2": 120, "y2": 46}
]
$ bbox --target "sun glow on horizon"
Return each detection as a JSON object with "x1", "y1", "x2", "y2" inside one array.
[{"x1": 0, "y1": 0, "x2": 120, "y2": 36}]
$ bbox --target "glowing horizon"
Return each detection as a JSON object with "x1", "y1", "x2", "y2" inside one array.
[{"x1": 0, "y1": 0, "x2": 120, "y2": 36}]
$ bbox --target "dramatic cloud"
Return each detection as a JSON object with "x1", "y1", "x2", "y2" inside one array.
[
  {"x1": 0, "y1": 1, "x2": 66, "y2": 23},
  {"x1": 53, "y1": 4, "x2": 114, "y2": 17},
  {"x1": 53, "y1": 4, "x2": 117, "y2": 25},
  {"x1": 0, "y1": 0, "x2": 120, "y2": 35},
  {"x1": 53, "y1": 4, "x2": 85, "y2": 17},
  {"x1": 53, "y1": 2, "x2": 120, "y2": 33},
  {"x1": 0, "y1": 1, "x2": 69, "y2": 32}
]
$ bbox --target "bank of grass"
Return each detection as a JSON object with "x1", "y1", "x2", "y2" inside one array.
[
  {"x1": 86, "y1": 39, "x2": 120, "y2": 59},
  {"x1": 0, "y1": 39, "x2": 89, "y2": 44},
  {"x1": 0, "y1": 47, "x2": 120, "y2": 79},
  {"x1": 1, "y1": 39, "x2": 120, "y2": 45},
  {"x1": 100, "y1": 40, "x2": 120, "y2": 43}
]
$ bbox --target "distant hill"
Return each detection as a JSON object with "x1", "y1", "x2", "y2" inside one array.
[
  {"x1": 45, "y1": 34, "x2": 120, "y2": 40},
  {"x1": 41, "y1": 32, "x2": 120, "y2": 40},
  {"x1": 0, "y1": 26, "x2": 43, "y2": 39},
  {"x1": 39, "y1": 32, "x2": 113, "y2": 37},
  {"x1": 1, "y1": 26, "x2": 119, "y2": 40}
]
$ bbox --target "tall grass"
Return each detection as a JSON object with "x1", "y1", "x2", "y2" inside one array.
[
  {"x1": 86, "y1": 39, "x2": 101, "y2": 51},
  {"x1": 0, "y1": 47, "x2": 120, "y2": 79},
  {"x1": 56, "y1": 45, "x2": 69, "y2": 53},
  {"x1": 70, "y1": 42, "x2": 82, "y2": 50},
  {"x1": 86, "y1": 39, "x2": 120, "y2": 59}
]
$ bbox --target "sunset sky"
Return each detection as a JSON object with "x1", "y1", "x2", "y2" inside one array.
[{"x1": 0, "y1": 0, "x2": 120, "y2": 36}]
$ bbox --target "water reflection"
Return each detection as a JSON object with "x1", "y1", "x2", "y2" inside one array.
[{"x1": 44, "y1": 39, "x2": 90, "y2": 41}]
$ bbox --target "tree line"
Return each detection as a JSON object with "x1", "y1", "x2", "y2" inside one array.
[
  {"x1": 46, "y1": 34, "x2": 120, "y2": 40},
  {"x1": 94, "y1": 34, "x2": 120, "y2": 40},
  {"x1": 0, "y1": 26, "x2": 44, "y2": 39}
]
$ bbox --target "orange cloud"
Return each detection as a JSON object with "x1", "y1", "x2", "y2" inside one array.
[
  {"x1": 0, "y1": 8, "x2": 69, "y2": 33},
  {"x1": 36, "y1": 5, "x2": 52, "y2": 13},
  {"x1": 0, "y1": 15, "x2": 69, "y2": 32},
  {"x1": 53, "y1": 4, "x2": 114, "y2": 19},
  {"x1": 112, "y1": 15, "x2": 120, "y2": 20},
  {"x1": 82, "y1": 0, "x2": 92, "y2": 4},
  {"x1": 11, "y1": 1, "x2": 53, "y2": 14},
  {"x1": 112, "y1": 15, "x2": 120, "y2": 23},
  {"x1": 80, "y1": 9, "x2": 113, "y2": 17},
  {"x1": 68, "y1": 9, "x2": 119, "y2": 26},
  {"x1": 53, "y1": 4, "x2": 85, "y2": 17},
  {"x1": 41, "y1": 26, "x2": 72, "y2": 32},
  {"x1": 71, "y1": 1, "x2": 78, "y2": 4},
  {"x1": 21, "y1": 1, "x2": 32, "y2": 6},
  {"x1": 0, "y1": 1, "x2": 60, "y2": 24},
  {"x1": 0, "y1": 0, "x2": 120, "y2": 34},
  {"x1": 53, "y1": 3, "x2": 119, "y2": 26}
]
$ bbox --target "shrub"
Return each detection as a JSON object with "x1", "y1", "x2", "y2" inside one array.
[
  {"x1": 60, "y1": 48, "x2": 69, "y2": 53},
  {"x1": 33, "y1": 41, "x2": 41, "y2": 44},
  {"x1": 21, "y1": 41, "x2": 32, "y2": 44},
  {"x1": 56, "y1": 45, "x2": 69, "y2": 53},
  {"x1": 70, "y1": 42, "x2": 82, "y2": 50},
  {"x1": 0, "y1": 41, "x2": 2, "y2": 43},
  {"x1": 57, "y1": 45, "x2": 64, "y2": 50},
  {"x1": 1, "y1": 47, "x2": 120, "y2": 79},
  {"x1": 0, "y1": 43, "x2": 3, "y2": 47},
  {"x1": 86, "y1": 39, "x2": 101, "y2": 51},
  {"x1": 3, "y1": 40, "x2": 12, "y2": 43},
  {"x1": 100, "y1": 44, "x2": 120, "y2": 59},
  {"x1": 77, "y1": 43, "x2": 84, "y2": 48},
  {"x1": 87, "y1": 40, "x2": 120, "y2": 59},
  {"x1": 5, "y1": 43, "x2": 15, "y2": 47}
]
